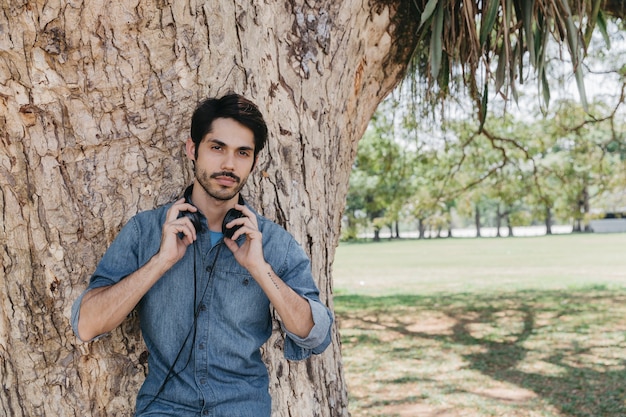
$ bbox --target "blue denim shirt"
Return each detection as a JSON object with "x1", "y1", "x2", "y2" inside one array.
[{"x1": 71, "y1": 202, "x2": 333, "y2": 416}]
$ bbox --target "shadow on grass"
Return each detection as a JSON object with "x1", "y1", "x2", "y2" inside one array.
[{"x1": 336, "y1": 286, "x2": 626, "y2": 417}]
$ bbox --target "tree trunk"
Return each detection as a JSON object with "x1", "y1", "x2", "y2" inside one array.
[
  {"x1": 581, "y1": 185, "x2": 592, "y2": 232},
  {"x1": 475, "y1": 205, "x2": 482, "y2": 237},
  {"x1": 418, "y1": 218, "x2": 425, "y2": 239},
  {"x1": 546, "y1": 206, "x2": 553, "y2": 235},
  {"x1": 0, "y1": 1, "x2": 419, "y2": 416},
  {"x1": 495, "y1": 205, "x2": 502, "y2": 237},
  {"x1": 506, "y1": 214, "x2": 514, "y2": 237}
]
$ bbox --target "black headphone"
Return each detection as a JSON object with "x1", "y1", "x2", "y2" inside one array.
[{"x1": 179, "y1": 185, "x2": 245, "y2": 238}]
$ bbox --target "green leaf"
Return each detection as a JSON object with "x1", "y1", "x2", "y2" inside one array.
[
  {"x1": 561, "y1": 1, "x2": 579, "y2": 65},
  {"x1": 583, "y1": 0, "x2": 603, "y2": 46},
  {"x1": 429, "y1": 4, "x2": 444, "y2": 79},
  {"x1": 561, "y1": 0, "x2": 588, "y2": 112},
  {"x1": 521, "y1": 0, "x2": 536, "y2": 66},
  {"x1": 573, "y1": 63, "x2": 589, "y2": 112},
  {"x1": 480, "y1": 0, "x2": 500, "y2": 47},
  {"x1": 479, "y1": 83, "x2": 488, "y2": 132},
  {"x1": 511, "y1": 41, "x2": 520, "y2": 104},
  {"x1": 541, "y1": 70, "x2": 550, "y2": 108},
  {"x1": 495, "y1": 46, "x2": 506, "y2": 93},
  {"x1": 440, "y1": 54, "x2": 450, "y2": 94},
  {"x1": 596, "y1": 11, "x2": 611, "y2": 49},
  {"x1": 419, "y1": 0, "x2": 439, "y2": 29}
]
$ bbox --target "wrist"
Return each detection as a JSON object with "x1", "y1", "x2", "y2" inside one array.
[
  {"x1": 151, "y1": 251, "x2": 178, "y2": 273},
  {"x1": 248, "y1": 261, "x2": 272, "y2": 278}
]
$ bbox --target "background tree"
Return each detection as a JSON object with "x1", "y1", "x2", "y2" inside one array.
[{"x1": 2, "y1": 1, "x2": 626, "y2": 416}]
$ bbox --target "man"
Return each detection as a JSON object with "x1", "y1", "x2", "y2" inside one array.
[{"x1": 71, "y1": 93, "x2": 333, "y2": 416}]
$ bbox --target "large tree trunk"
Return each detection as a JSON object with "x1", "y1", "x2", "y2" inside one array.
[{"x1": 0, "y1": 1, "x2": 417, "y2": 416}]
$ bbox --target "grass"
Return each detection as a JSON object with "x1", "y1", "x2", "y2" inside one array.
[{"x1": 333, "y1": 233, "x2": 626, "y2": 417}]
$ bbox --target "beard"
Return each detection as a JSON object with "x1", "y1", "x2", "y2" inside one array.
[{"x1": 195, "y1": 167, "x2": 247, "y2": 202}]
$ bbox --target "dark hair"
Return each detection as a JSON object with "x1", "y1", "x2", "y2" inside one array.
[{"x1": 190, "y1": 93, "x2": 268, "y2": 160}]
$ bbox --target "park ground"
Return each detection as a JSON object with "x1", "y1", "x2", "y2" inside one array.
[{"x1": 332, "y1": 233, "x2": 626, "y2": 417}]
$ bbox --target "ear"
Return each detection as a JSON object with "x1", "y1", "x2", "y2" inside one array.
[
  {"x1": 185, "y1": 137, "x2": 196, "y2": 161},
  {"x1": 251, "y1": 155, "x2": 259, "y2": 171}
]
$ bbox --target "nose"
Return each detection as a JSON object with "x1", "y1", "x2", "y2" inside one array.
[{"x1": 221, "y1": 151, "x2": 236, "y2": 170}]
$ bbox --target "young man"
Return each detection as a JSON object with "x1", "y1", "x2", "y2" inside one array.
[{"x1": 71, "y1": 93, "x2": 333, "y2": 416}]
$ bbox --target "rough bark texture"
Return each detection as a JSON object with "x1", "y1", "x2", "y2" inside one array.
[{"x1": 0, "y1": 0, "x2": 417, "y2": 416}]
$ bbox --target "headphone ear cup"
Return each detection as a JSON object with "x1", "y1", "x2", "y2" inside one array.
[
  {"x1": 187, "y1": 211, "x2": 203, "y2": 233},
  {"x1": 222, "y1": 208, "x2": 244, "y2": 238},
  {"x1": 178, "y1": 208, "x2": 204, "y2": 236},
  {"x1": 178, "y1": 185, "x2": 204, "y2": 233}
]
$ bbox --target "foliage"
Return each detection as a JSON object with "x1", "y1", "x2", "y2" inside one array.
[
  {"x1": 346, "y1": 10, "x2": 626, "y2": 239},
  {"x1": 345, "y1": 95, "x2": 626, "y2": 238},
  {"x1": 344, "y1": 99, "x2": 421, "y2": 239},
  {"x1": 410, "y1": 0, "x2": 626, "y2": 118}
]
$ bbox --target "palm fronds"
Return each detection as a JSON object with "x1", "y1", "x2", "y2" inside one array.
[{"x1": 411, "y1": 0, "x2": 625, "y2": 114}]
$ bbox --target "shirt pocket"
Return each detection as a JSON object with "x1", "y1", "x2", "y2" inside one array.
[{"x1": 211, "y1": 267, "x2": 271, "y2": 329}]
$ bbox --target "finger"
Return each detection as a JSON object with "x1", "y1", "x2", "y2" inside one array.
[
  {"x1": 166, "y1": 198, "x2": 198, "y2": 222},
  {"x1": 225, "y1": 216, "x2": 247, "y2": 232},
  {"x1": 223, "y1": 237, "x2": 239, "y2": 253},
  {"x1": 180, "y1": 220, "x2": 198, "y2": 241},
  {"x1": 166, "y1": 218, "x2": 197, "y2": 242},
  {"x1": 166, "y1": 198, "x2": 186, "y2": 221},
  {"x1": 230, "y1": 226, "x2": 261, "y2": 243},
  {"x1": 234, "y1": 204, "x2": 256, "y2": 224}
]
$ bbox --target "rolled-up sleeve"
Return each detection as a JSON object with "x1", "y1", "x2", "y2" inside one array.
[
  {"x1": 70, "y1": 290, "x2": 87, "y2": 341},
  {"x1": 282, "y1": 297, "x2": 333, "y2": 361}
]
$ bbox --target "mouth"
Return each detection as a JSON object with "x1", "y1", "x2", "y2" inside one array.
[{"x1": 211, "y1": 172, "x2": 240, "y2": 187}]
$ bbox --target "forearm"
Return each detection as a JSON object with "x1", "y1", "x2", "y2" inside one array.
[
  {"x1": 250, "y1": 263, "x2": 314, "y2": 338},
  {"x1": 77, "y1": 252, "x2": 173, "y2": 341}
]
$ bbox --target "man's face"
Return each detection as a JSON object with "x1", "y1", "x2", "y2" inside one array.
[{"x1": 192, "y1": 117, "x2": 256, "y2": 202}]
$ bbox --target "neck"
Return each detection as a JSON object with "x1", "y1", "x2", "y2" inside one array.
[{"x1": 189, "y1": 182, "x2": 240, "y2": 232}]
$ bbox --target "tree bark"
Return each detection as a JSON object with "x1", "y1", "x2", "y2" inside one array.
[{"x1": 0, "y1": 1, "x2": 418, "y2": 416}]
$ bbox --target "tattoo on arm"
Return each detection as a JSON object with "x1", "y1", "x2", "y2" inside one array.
[{"x1": 267, "y1": 270, "x2": 281, "y2": 290}]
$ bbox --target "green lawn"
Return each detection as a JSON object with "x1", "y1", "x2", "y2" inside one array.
[
  {"x1": 333, "y1": 233, "x2": 626, "y2": 296},
  {"x1": 333, "y1": 233, "x2": 626, "y2": 417}
]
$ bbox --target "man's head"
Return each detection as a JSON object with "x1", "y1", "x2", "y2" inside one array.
[{"x1": 190, "y1": 93, "x2": 268, "y2": 162}]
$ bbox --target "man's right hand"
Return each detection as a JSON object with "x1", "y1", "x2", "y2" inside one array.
[{"x1": 157, "y1": 198, "x2": 198, "y2": 268}]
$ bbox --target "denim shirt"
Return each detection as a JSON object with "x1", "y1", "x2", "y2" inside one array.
[{"x1": 71, "y1": 202, "x2": 333, "y2": 417}]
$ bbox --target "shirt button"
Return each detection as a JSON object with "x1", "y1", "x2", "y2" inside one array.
[
  {"x1": 243, "y1": 278, "x2": 249, "y2": 286},
  {"x1": 199, "y1": 304, "x2": 206, "y2": 311},
  {"x1": 199, "y1": 343, "x2": 205, "y2": 350},
  {"x1": 202, "y1": 410, "x2": 209, "y2": 416},
  {"x1": 200, "y1": 378, "x2": 208, "y2": 385},
  {"x1": 205, "y1": 265, "x2": 212, "y2": 272}
]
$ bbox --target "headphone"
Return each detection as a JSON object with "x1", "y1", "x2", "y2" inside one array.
[{"x1": 179, "y1": 185, "x2": 245, "y2": 238}]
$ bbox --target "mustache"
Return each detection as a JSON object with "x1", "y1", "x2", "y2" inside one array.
[{"x1": 210, "y1": 171, "x2": 241, "y2": 183}]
